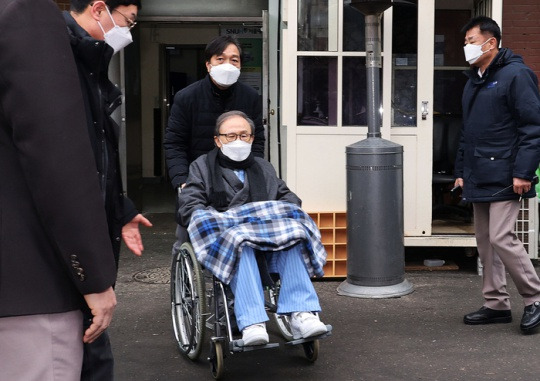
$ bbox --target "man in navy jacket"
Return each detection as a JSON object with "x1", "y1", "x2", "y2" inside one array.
[{"x1": 454, "y1": 16, "x2": 540, "y2": 333}]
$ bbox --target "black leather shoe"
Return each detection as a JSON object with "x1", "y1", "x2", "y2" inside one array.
[
  {"x1": 520, "y1": 301, "x2": 540, "y2": 333},
  {"x1": 463, "y1": 306, "x2": 512, "y2": 325}
]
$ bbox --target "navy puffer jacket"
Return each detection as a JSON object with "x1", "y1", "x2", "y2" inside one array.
[{"x1": 454, "y1": 48, "x2": 540, "y2": 202}]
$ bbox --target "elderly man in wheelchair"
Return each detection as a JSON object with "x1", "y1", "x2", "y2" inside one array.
[{"x1": 175, "y1": 110, "x2": 329, "y2": 350}]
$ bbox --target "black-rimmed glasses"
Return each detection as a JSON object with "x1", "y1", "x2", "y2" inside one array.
[
  {"x1": 218, "y1": 133, "x2": 254, "y2": 142},
  {"x1": 113, "y1": 9, "x2": 137, "y2": 30}
]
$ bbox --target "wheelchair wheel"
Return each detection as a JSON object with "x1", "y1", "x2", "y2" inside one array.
[
  {"x1": 267, "y1": 280, "x2": 294, "y2": 341},
  {"x1": 171, "y1": 242, "x2": 206, "y2": 360},
  {"x1": 302, "y1": 339, "x2": 319, "y2": 362},
  {"x1": 210, "y1": 341, "x2": 224, "y2": 379}
]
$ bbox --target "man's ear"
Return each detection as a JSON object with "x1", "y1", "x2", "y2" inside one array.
[
  {"x1": 205, "y1": 61, "x2": 212, "y2": 73},
  {"x1": 214, "y1": 136, "x2": 222, "y2": 148},
  {"x1": 90, "y1": 1, "x2": 107, "y2": 20}
]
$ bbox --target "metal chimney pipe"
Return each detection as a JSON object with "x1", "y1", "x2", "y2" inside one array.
[{"x1": 365, "y1": 13, "x2": 382, "y2": 138}]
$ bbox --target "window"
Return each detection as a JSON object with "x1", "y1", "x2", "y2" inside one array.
[
  {"x1": 297, "y1": 0, "x2": 372, "y2": 127},
  {"x1": 297, "y1": 57, "x2": 338, "y2": 126},
  {"x1": 391, "y1": 1, "x2": 418, "y2": 126}
]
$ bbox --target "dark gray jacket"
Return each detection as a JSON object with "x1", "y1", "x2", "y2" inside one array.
[{"x1": 177, "y1": 155, "x2": 300, "y2": 227}]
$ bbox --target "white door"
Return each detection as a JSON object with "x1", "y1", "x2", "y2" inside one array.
[
  {"x1": 279, "y1": 0, "x2": 435, "y2": 235},
  {"x1": 282, "y1": 0, "x2": 372, "y2": 211},
  {"x1": 389, "y1": 0, "x2": 434, "y2": 237},
  {"x1": 399, "y1": 0, "x2": 499, "y2": 244}
]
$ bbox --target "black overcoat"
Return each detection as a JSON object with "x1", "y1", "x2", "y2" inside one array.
[
  {"x1": 0, "y1": 0, "x2": 116, "y2": 317},
  {"x1": 164, "y1": 75, "x2": 265, "y2": 189}
]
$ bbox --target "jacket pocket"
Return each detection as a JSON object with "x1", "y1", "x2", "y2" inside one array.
[{"x1": 471, "y1": 147, "x2": 513, "y2": 187}]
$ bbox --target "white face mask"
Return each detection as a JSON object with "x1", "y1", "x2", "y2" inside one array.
[
  {"x1": 209, "y1": 63, "x2": 241, "y2": 87},
  {"x1": 220, "y1": 140, "x2": 252, "y2": 161},
  {"x1": 463, "y1": 37, "x2": 493, "y2": 65},
  {"x1": 98, "y1": 7, "x2": 133, "y2": 54}
]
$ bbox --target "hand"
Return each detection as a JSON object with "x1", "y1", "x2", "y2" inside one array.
[
  {"x1": 454, "y1": 178, "x2": 464, "y2": 189},
  {"x1": 83, "y1": 287, "x2": 116, "y2": 343},
  {"x1": 122, "y1": 214, "x2": 153, "y2": 256},
  {"x1": 177, "y1": 183, "x2": 186, "y2": 197},
  {"x1": 513, "y1": 177, "x2": 532, "y2": 196}
]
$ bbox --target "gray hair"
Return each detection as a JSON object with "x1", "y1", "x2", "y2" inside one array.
[{"x1": 214, "y1": 111, "x2": 255, "y2": 135}]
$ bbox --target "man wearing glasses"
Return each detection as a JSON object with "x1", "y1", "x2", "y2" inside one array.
[
  {"x1": 63, "y1": 1, "x2": 152, "y2": 379},
  {"x1": 177, "y1": 111, "x2": 328, "y2": 346}
]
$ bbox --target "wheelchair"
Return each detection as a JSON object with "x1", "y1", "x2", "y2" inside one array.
[{"x1": 170, "y1": 239, "x2": 332, "y2": 379}]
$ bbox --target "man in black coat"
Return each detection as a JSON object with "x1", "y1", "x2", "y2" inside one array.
[
  {"x1": 0, "y1": 0, "x2": 117, "y2": 378},
  {"x1": 64, "y1": 0, "x2": 152, "y2": 379},
  {"x1": 164, "y1": 35, "x2": 265, "y2": 191},
  {"x1": 454, "y1": 16, "x2": 540, "y2": 333}
]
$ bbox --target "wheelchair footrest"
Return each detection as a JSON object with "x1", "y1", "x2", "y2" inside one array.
[
  {"x1": 230, "y1": 339, "x2": 280, "y2": 353},
  {"x1": 284, "y1": 324, "x2": 333, "y2": 346}
]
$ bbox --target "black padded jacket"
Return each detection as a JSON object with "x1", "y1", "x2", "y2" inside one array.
[
  {"x1": 64, "y1": 12, "x2": 138, "y2": 262},
  {"x1": 164, "y1": 75, "x2": 264, "y2": 189}
]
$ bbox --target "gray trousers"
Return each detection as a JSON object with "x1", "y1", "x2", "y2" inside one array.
[
  {"x1": 0, "y1": 310, "x2": 83, "y2": 381},
  {"x1": 473, "y1": 200, "x2": 540, "y2": 310}
]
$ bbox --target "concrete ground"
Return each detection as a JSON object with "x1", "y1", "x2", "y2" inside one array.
[{"x1": 109, "y1": 213, "x2": 540, "y2": 381}]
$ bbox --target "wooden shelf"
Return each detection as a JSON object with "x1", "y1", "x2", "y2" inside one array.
[{"x1": 309, "y1": 211, "x2": 347, "y2": 278}]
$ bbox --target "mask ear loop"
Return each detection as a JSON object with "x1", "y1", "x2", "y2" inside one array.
[
  {"x1": 481, "y1": 37, "x2": 494, "y2": 53},
  {"x1": 104, "y1": 6, "x2": 119, "y2": 27},
  {"x1": 97, "y1": 5, "x2": 119, "y2": 35}
]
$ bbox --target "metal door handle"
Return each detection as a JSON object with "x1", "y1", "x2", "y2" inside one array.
[{"x1": 421, "y1": 101, "x2": 429, "y2": 120}]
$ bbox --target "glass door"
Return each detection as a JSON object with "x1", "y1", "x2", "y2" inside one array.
[
  {"x1": 431, "y1": 1, "x2": 475, "y2": 235},
  {"x1": 396, "y1": 0, "x2": 495, "y2": 242}
]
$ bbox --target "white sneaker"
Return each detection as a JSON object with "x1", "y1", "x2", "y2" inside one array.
[
  {"x1": 290, "y1": 312, "x2": 328, "y2": 340},
  {"x1": 242, "y1": 323, "x2": 269, "y2": 346}
]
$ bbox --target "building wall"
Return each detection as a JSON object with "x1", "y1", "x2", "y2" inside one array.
[
  {"x1": 502, "y1": 0, "x2": 540, "y2": 77},
  {"x1": 53, "y1": 0, "x2": 540, "y2": 79},
  {"x1": 54, "y1": 0, "x2": 69, "y2": 11},
  {"x1": 52, "y1": 0, "x2": 540, "y2": 77}
]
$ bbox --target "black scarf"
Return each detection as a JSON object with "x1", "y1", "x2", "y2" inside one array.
[{"x1": 207, "y1": 148, "x2": 268, "y2": 208}]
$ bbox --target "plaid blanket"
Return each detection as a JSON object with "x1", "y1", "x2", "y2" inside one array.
[{"x1": 187, "y1": 200, "x2": 327, "y2": 284}]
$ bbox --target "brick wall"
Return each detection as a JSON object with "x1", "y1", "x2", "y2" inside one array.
[
  {"x1": 53, "y1": 0, "x2": 70, "y2": 11},
  {"x1": 503, "y1": 0, "x2": 540, "y2": 78}
]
